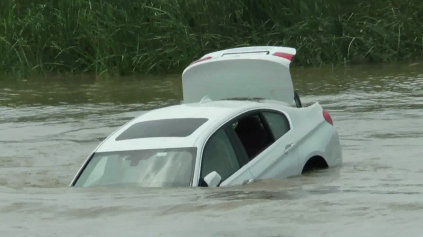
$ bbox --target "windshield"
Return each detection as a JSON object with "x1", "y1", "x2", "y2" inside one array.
[{"x1": 74, "y1": 147, "x2": 196, "y2": 187}]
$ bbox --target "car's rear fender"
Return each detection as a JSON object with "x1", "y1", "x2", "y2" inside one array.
[
  {"x1": 283, "y1": 102, "x2": 342, "y2": 173},
  {"x1": 295, "y1": 120, "x2": 342, "y2": 173}
]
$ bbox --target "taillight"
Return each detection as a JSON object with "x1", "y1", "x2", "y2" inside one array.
[
  {"x1": 323, "y1": 111, "x2": 333, "y2": 125},
  {"x1": 190, "y1": 56, "x2": 212, "y2": 65},
  {"x1": 272, "y1": 52, "x2": 294, "y2": 61}
]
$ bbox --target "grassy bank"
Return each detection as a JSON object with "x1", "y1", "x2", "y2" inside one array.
[{"x1": 1, "y1": 0, "x2": 422, "y2": 77}]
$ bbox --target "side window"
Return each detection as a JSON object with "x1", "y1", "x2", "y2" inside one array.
[
  {"x1": 262, "y1": 112, "x2": 290, "y2": 139},
  {"x1": 232, "y1": 114, "x2": 274, "y2": 160},
  {"x1": 201, "y1": 129, "x2": 240, "y2": 182}
]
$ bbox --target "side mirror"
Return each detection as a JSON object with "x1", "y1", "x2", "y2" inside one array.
[{"x1": 204, "y1": 171, "x2": 222, "y2": 187}]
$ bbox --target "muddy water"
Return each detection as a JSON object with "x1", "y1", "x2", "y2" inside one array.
[{"x1": 1, "y1": 63, "x2": 423, "y2": 236}]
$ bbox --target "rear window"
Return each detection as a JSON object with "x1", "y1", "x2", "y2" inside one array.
[{"x1": 116, "y1": 118, "x2": 208, "y2": 141}]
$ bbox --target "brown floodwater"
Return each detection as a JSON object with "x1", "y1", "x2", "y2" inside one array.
[{"x1": 1, "y1": 62, "x2": 423, "y2": 236}]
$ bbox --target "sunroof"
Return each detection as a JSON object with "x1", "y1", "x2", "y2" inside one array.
[{"x1": 115, "y1": 118, "x2": 208, "y2": 141}]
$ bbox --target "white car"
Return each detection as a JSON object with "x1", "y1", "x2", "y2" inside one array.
[{"x1": 70, "y1": 46, "x2": 342, "y2": 188}]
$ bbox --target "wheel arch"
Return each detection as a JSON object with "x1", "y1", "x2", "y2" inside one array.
[{"x1": 301, "y1": 155, "x2": 329, "y2": 174}]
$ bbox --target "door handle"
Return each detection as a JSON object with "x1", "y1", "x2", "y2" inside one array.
[{"x1": 284, "y1": 143, "x2": 294, "y2": 153}]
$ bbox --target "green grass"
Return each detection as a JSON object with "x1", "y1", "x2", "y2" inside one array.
[{"x1": 1, "y1": 0, "x2": 422, "y2": 78}]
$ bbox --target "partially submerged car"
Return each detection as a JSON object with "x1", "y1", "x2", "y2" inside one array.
[{"x1": 71, "y1": 46, "x2": 342, "y2": 188}]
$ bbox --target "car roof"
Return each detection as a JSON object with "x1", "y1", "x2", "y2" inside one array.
[
  {"x1": 96, "y1": 99, "x2": 283, "y2": 153},
  {"x1": 139, "y1": 100, "x2": 253, "y2": 121}
]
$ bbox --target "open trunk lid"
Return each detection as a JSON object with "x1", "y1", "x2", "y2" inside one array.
[{"x1": 182, "y1": 46, "x2": 296, "y2": 104}]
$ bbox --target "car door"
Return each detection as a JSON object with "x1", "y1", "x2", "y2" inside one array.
[
  {"x1": 227, "y1": 109, "x2": 299, "y2": 181},
  {"x1": 199, "y1": 127, "x2": 254, "y2": 187}
]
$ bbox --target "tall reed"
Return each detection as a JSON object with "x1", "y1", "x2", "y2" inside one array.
[{"x1": 1, "y1": 0, "x2": 422, "y2": 77}]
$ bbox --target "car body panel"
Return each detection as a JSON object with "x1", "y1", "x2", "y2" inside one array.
[
  {"x1": 182, "y1": 46, "x2": 296, "y2": 104},
  {"x1": 297, "y1": 122, "x2": 343, "y2": 169},
  {"x1": 245, "y1": 129, "x2": 300, "y2": 180}
]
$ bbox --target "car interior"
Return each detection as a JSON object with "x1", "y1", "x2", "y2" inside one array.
[{"x1": 233, "y1": 115, "x2": 274, "y2": 160}]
